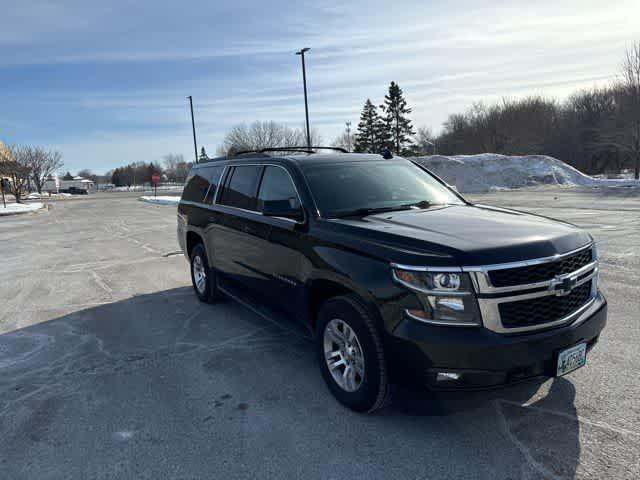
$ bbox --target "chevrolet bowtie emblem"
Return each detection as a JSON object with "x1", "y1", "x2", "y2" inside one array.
[{"x1": 549, "y1": 274, "x2": 578, "y2": 296}]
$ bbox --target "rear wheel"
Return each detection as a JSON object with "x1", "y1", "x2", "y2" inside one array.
[
  {"x1": 317, "y1": 295, "x2": 390, "y2": 413},
  {"x1": 190, "y1": 244, "x2": 221, "y2": 303}
]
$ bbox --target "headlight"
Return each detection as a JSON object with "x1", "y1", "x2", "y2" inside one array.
[{"x1": 392, "y1": 267, "x2": 481, "y2": 326}]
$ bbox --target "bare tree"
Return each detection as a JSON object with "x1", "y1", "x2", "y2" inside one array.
[
  {"x1": 620, "y1": 41, "x2": 640, "y2": 178},
  {"x1": 163, "y1": 153, "x2": 186, "y2": 183},
  {"x1": 414, "y1": 126, "x2": 436, "y2": 155},
  {"x1": 0, "y1": 144, "x2": 32, "y2": 203},
  {"x1": 218, "y1": 121, "x2": 322, "y2": 155},
  {"x1": 29, "y1": 148, "x2": 64, "y2": 194}
]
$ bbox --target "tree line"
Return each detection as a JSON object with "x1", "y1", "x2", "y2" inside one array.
[
  {"x1": 351, "y1": 42, "x2": 639, "y2": 177},
  {"x1": 0, "y1": 144, "x2": 63, "y2": 202},
  {"x1": 108, "y1": 154, "x2": 193, "y2": 187},
  {"x1": 217, "y1": 42, "x2": 640, "y2": 179}
]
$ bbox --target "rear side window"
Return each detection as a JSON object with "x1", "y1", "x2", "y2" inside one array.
[
  {"x1": 182, "y1": 169, "x2": 210, "y2": 203},
  {"x1": 203, "y1": 165, "x2": 225, "y2": 204},
  {"x1": 218, "y1": 165, "x2": 262, "y2": 211},
  {"x1": 257, "y1": 166, "x2": 301, "y2": 211}
]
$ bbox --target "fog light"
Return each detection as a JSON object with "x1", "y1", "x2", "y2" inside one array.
[{"x1": 436, "y1": 372, "x2": 461, "y2": 382}]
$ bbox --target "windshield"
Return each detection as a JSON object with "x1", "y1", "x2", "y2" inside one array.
[{"x1": 301, "y1": 159, "x2": 464, "y2": 218}]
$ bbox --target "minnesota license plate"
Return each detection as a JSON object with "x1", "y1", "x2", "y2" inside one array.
[{"x1": 556, "y1": 343, "x2": 587, "y2": 376}]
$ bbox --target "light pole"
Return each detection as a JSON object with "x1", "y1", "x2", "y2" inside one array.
[
  {"x1": 295, "y1": 47, "x2": 311, "y2": 149},
  {"x1": 187, "y1": 96, "x2": 199, "y2": 164}
]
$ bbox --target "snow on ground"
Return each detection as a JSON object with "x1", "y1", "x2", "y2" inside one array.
[
  {"x1": 138, "y1": 196, "x2": 180, "y2": 206},
  {"x1": 26, "y1": 192, "x2": 73, "y2": 200},
  {"x1": 0, "y1": 202, "x2": 45, "y2": 216},
  {"x1": 111, "y1": 185, "x2": 183, "y2": 192},
  {"x1": 410, "y1": 154, "x2": 640, "y2": 193}
]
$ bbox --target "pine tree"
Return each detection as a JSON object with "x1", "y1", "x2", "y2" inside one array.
[
  {"x1": 199, "y1": 147, "x2": 209, "y2": 161},
  {"x1": 63, "y1": 171, "x2": 74, "y2": 180},
  {"x1": 380, "y1": 81, "x2": 415, "y2": 154},
  {"x1": 354, "y1": 99, "x2": 387, "y2": 152}
]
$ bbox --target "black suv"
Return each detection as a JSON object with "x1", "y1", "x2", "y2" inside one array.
[{"x1": 177, "y1": 149, "x2": 606, "y2": 412}]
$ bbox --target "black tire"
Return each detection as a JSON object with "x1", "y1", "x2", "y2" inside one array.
[
  {"x1": 190, "y1": 243, "x2": 221, "y2": 303},
  {"x1": 316, "y1": 295, "x2": 390, "y2": 413}
]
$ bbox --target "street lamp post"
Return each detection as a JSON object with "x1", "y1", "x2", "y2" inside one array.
[
  {"x1": 295, "y1": 47, "x2": 312, "y2": 149},
  {"x1": 187, "y1": 96, "x2": 199, "y2": 164}
]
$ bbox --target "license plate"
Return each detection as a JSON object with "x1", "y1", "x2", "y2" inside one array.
[{"x1": 556, "y1": 343, "x2": 587, "y2": 376}]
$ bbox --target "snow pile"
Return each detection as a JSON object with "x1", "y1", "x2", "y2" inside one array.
[
  {"x1": 410, "y1": 154, "x2": 640, "y2": 193},
  {"x1": 138, "y1": 196, "x2": 180, "y2": 205},
  {"x1": 26, "y1": 192, "x2": 72, "y2": 199},
  {"x1": 0, "y1": 202, "x2": 45, "y2": 216}
]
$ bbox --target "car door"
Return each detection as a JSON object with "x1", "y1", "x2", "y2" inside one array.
[
  {"x1": 210, "y1": 164, "x2": 271, "y2": 294},
  {"x1": 253, "y1": 165, "x2": 307, "y2": 319}
]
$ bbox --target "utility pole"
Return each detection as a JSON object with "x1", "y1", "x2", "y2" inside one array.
[
  {"x1": 187, "y1": 96, "x2": 199, "y2": 164},
  {"x1": 345, "y1": 121, "x2": 352, "y2": 152},
  {"x1": 295, "y1": 48, "x2": 312, "y2": 149}
]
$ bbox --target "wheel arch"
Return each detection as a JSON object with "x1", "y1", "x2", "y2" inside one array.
[
  {"x1": 305, "y1": 276, "x2": 382, "y2": 337},
  {"x1": 185, "y1": 230, "x2": 205, "y2": 259}
]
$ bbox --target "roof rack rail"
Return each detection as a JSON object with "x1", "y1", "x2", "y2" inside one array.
[{"x1": 234, "y1": 146, "x2": 348, "y2": 156}]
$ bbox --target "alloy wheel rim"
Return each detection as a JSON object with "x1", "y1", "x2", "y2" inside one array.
[
  {"x1": 323, "y1": 318, "x2": 365, "y2": 392},
  {"x1": 192, "y1": 255, "x2": 207, "y2": 294}
]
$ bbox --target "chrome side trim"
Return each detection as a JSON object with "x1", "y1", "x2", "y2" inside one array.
[
  {"x1": 214, "y1": 163, "x2": 306, "y2": 225},
  {"x1": 390, "y1": 263, "x2": 463, "y2": 273},
  {"x1": 212, "y1": 165, "x2": 228, "y2": 205}
]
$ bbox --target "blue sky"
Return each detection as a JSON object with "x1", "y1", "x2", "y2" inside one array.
[{"x1": 1, "y1": 0, "x2": 639, "y2": 174}]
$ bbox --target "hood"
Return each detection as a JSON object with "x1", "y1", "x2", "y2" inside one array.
[{"x1": 326, "y1": 204, "x2": 592, "y2": 266}]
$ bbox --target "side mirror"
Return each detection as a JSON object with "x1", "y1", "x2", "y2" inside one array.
[{"x1": 262, "y1": 200, "x2": 305, "y2": 222}]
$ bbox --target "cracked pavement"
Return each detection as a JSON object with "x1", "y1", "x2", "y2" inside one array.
[{"x1": 0, "y1": 189, "x2": 639, "y2": 479}]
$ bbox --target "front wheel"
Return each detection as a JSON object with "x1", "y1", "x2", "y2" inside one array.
[
  {"x1": 190, "y1": 244, "x2": 221, "y2": 303},
  {"x1": 317, "y1": 295, "x2": 390, "y2": 413}
]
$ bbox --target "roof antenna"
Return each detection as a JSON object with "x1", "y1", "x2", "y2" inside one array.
[{"x1": 381, "y1": 148, "x2": 393, "y2": 159}]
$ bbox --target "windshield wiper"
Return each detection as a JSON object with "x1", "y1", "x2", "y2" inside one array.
[
  {"x1": 331, "y1": 205, "x2": 413, "y2": 218},
  {"x1": 400, "y1": 200, "x2": 448, "y2": 209}
]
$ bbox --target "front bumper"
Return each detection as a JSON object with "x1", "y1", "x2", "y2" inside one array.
[{"x1": 387, "y1": 292, "x2": 607, "y2": 390}]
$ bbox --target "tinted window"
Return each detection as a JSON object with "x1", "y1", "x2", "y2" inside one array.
[
  {"x1": 203, "y1": 165, "x2": 225, "y2": 204},
  {"x1": 301, "y1": 159, "x2": 463, "y2": 217},
  {"x1": 181, "y1": 169, "x2": 209, "y2": 203},
  {"x1": 219, "y1": 165, "x2": 262, "y2": 211},
  {"x1": 257, "y1": 166, "x2": 300, "y2": 211}
]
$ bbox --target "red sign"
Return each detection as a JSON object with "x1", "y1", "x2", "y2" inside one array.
[{"x1": 151, "y1": 173, "x2": 161, "y2": 184}]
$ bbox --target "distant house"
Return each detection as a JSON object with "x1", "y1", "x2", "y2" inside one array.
[{"x1": 43, "y1": 175, "x2": 96, "y2": 193}]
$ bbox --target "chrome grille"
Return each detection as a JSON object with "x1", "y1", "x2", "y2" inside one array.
[
  {"x1": 488, "y1": 248, "x2": 593, "y2": 287},
  {"x1": 464, "y1": 244, "x2": 599, "y2": 334},
  {"x1": 498, "y1": 282, "x2": 592, "y2": 329}
]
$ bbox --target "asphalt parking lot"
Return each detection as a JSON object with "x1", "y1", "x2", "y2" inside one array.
[{"x1": 1, "y1": 188, "x2": 639, "y2": 479}]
